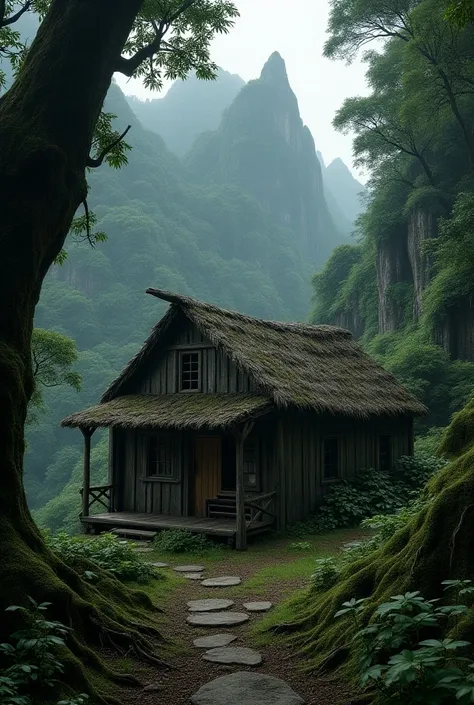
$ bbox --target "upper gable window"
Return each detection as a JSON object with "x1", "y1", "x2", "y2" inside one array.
[{"x1": 180, "y1": 351, "x2": 201, "y2": 391}]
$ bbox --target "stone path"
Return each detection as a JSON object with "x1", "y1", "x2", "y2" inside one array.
[
  {"x1": 190, "y1": 672, "x2": 305, "y2": 705},
  {"x1": 201, "y1": 576, "x2": 241, "y2": 587},
  {"x1": 187, "y1": 612, "x2": 249, "y2": 627},
  {"x1": 193, "y1": 634, "x2": 238, "y2": 649},
  {"x1": 187, "y1": 599, "x2": 234, "y2": 612},
  {"x1": 243, "y1": 601, "x2": 273, "y2": 612},
  {"x1": 181, "y1": 568, "x2": 304, "y2": 703},
  {"x1": 203, "y1": 646, "x2": 262, "y2": 666},
  {"x1": 174, "y1": 565, "x2": 206, "y2": 573},
  {"x1": 183, "y1": 573, "x2": 206, "y2": 580}
]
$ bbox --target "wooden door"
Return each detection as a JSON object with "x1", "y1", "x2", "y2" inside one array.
[{"x1": 194, "y1": 437, "x2": 222, "y2": 517}]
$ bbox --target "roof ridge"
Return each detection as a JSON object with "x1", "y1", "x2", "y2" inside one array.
[{"x1": 146, "y1": 287, "x2": 352, "y2": 340}]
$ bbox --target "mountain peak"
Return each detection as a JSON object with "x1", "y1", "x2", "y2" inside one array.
[{"x1": 260, "y1": 51, "x2": 289, "y2": 84}]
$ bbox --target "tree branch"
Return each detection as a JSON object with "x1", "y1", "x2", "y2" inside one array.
[
  {"x1": 115, "y1": 0, "x2": 197, "y2": 76},
  {"x1": 86, "y1": 124, "x2": 131, "y2": 168},
  {"x1": 1, "y1": 0, "x2": 31, "y2": 27},
  {"x1": 82, "y1": 199, "x2": 94, "y2": 247}
]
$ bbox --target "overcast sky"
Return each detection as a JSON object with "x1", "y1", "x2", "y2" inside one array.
[{"x1": 115, "y1": 0, "x2": 370, "y2": 182}]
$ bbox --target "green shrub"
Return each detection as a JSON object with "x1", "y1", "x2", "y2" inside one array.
[
  {"x1": 153, "y1": 529, "x2": 219, "y2": 554},
  {"x1": 288, "y1": 541, "x2": 312, "y2": 551},
  {"x1": 0, "y1": 598, "x2": 89, "y2": 705},
  {"x1": 393, "y1": 454, "x2": 446, "y2": 490},
  {"x1": 336, "y1": 583, "x2": 474, "y2": 704},
  {"x1": 287, "y1": 457, "x2": 442, "y2": 537},
  {"x1": 45, "y1": 531, "x2": 158, "y2": 583},
  {"x1": 311, "y1": 557, "x2": 340, "y2": 591}
]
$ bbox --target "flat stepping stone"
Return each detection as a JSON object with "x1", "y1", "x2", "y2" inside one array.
[
  {"x1": 133, "y1": 547, "x2": 153, "y2": 553},
  {"x1": 201, "y1": 576, "x2": 241, "y2": 587},
  {"x1": 243, "y1": 601, "x2": 273, "y2": 612},
  {"x1": 187, "y1": 612, "x2": 249, "y2": 627},
  {"x1": 174, "y1": 565, "x2": 205, "y2": 573},
  {"x1": 203, "y1": 646, "x2": 262, "y2": 666},
  {"x1": 193, "y1": 634, "x2": 238, "y2": 649},
  {"x1": 190, "y1": 672, "x2": 305, "y2": 705},
  {"x1": 188, "y1": 599, "x2": 235, "y2": 612},
  {"x1": 151, "y1": 562, "x2": 169, "y2": 568},
  {"x1": 183, "y1": 573, "x2": 205, "y2": 580}
]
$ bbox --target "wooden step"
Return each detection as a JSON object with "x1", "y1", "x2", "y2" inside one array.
[{"x1": 111, "y1": 528, "x2": 157, "y2": 540}]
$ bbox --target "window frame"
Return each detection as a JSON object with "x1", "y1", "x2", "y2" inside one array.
[
  {"x1": 178, "y1": 350, "x2": 201, "y2": 393},
  {"x1": 378, "y1": 434, "x2": 393, "y2": 472},
  {"x1": 144, "y1": 433, "x2": 179, "y2": 483},
  {"x1": 243, "y1": 438, "x2": 260, "y2": 492},
  {"x1": 322, "y1": 436, "x2": 340, "y2": 482}
]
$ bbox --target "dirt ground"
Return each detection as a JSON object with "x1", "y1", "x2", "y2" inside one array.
[{"x1": 105, "y1": 529, "x2": 365, "y2": 705}]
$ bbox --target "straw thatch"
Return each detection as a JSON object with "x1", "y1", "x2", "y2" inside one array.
[
  {"x1": 98, "y1": 289, "x2": 426, "y2": 420},
  {"x1": 61, "y1": 393, "x2": 273, "y2": 430}
]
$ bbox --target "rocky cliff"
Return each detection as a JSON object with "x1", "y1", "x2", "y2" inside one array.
[{"x1": 185, "y1": 52, "x2": 347, "y2": 266}]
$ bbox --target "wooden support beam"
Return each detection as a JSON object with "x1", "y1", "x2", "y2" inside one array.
[
  {"x1": 81, "y1": 427, "x2": 94, "y2": 524},
  {"x1": 234, "y1": 420, "x2": 254, "y2": 551}
]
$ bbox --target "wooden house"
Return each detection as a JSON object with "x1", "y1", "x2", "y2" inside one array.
[{"x1": 61, "y1": 288, "x2": 426, "y2": 549}]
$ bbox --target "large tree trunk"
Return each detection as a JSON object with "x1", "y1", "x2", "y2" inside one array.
[{"x1": 0, "y1": 1, "x2": 167, "y2": 699}]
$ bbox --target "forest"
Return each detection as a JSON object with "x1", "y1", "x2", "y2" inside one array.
[{"x1": 2, "y1": 1, "x2": 474, "y2": 705}]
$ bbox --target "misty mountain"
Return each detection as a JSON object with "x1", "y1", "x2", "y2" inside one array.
[
  {"x1": 185, "y1": 51, "x2": 346, "y2": 265},
  {"x1": 324, "y1": 157, "x2": 367, "y2": 228},
  {"x1": 127, "y1": 69, "x2": 245, "y2": 157}
]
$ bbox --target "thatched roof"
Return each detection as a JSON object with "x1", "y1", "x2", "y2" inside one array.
[
  {"x1": 97, "y1": 289, "x2": 426, "y2": 420},
  {"x1": 61, "y1": 393, "x2": 272, "y2": 431}
]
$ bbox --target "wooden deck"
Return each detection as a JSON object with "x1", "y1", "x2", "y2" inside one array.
[{"x1": 82, "y1": 511, "x2": 274, "y2": 541}]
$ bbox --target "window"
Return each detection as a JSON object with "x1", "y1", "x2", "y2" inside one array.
[
  {"x1": 323, "y1": 438, "x2": 339, "y2": 480},
  {"x1": 180, "y1": 351, "x2": 200, "y2": 391},
  {"x1": 243, "y1": 441, "x2": 259, "y2": 489},
  {"x1": 379, "y1": 435, "x2": 392, "y2": 472},
  {"x1": 147, "y1": 435, "x2": 175, "y2": 478}
]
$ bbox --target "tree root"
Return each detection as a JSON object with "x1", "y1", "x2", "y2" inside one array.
[{"x1": 0, "y1": 516, "x2": 172, "y2": 704}]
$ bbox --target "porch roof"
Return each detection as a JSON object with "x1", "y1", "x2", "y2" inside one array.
[{"x1": 60, "y1": 393, "x2": 273, "y2": 431}]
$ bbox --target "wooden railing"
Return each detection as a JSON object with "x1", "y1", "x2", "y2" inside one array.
[
  {"x1": 79, "y1": 484, "x2": 113, "y2": 517},
  {"x1": 206, "y1": 491, "x2": 276, "y2": 529},
  {"x1": 245, "y1": 491, "x2": 276, "y2": 529}
]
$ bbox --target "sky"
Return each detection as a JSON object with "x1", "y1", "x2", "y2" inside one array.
[{"x1": 115, "y1": 0, "x2": 370, "y2": 182}]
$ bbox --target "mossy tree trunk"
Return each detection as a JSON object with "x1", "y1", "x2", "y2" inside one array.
[{"x1": 0, "y1": 0, "x2": 169, "y2": 697}]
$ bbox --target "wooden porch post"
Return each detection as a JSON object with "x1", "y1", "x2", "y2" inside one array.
[
  {"x1": 234, "y1": 421, "x2": 254, "y2": 551},
  {"x1": 81, "y1": 427, "x2": 94, "y2": 522}
]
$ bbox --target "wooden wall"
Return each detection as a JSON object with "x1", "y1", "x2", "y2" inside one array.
[
  {"x1": 135, "y1": 318, "x2": 258, "y2": 395},
  {"x1": 274, "y1": 412, "x2": 414, "y2": 527},
  {"x1": 113, "y1": 429, "x2": 190, "y2": 516},
  {"x1": 111, "y1": 410, "x2": 413, "y2": 526}
]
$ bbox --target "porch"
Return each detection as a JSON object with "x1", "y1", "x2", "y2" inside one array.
[
  {"x1": 80, "y1": 483, "x2": 276, "y2": 545},
  {"x1": 81, "y1": 509, "x2": 274, "y2": 544}
]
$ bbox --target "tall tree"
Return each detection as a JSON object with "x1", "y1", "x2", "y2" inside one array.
[
  {"x1": 326, "y1": 0, "x2": 474, "y2": 165},
  {"x1": 28, "y1": 328, "x2": 81, "y2": 423},
  {"x1": 0, "y1": 0, "x2": 237, "y2": 697}
]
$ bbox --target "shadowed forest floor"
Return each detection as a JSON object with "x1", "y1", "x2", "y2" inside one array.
[{"x1": 100, "y1": 529, "x2": 366, "y2": 705}]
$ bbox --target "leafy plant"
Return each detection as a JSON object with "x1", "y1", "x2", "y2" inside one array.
[
  {"x1": 311, "y1": 557, "x2": 340, "y2": 591},
  {"x1": 288, "y1": 458, "x2": 440, "y2": 537},
  {"x1": 0, "y1": 598, "x2": 88, "y2": 705},
  {"x1": 337, "y1": 586, "x2": 474, "y2": 704},
  {"x1": 153, "y1": 529, "x2": 219, "y2": 554},
  {"x1": 288, "y1": 541, "x2": 312, "y2": 551},
  {"x1": 45, "y1": 531, "x2": 158, "y2": 583}
]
